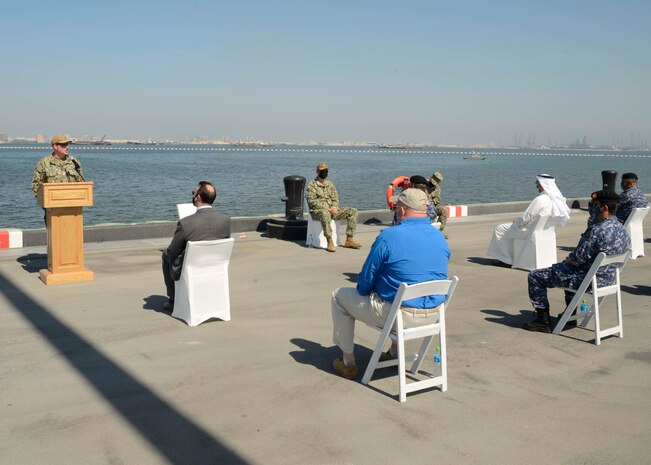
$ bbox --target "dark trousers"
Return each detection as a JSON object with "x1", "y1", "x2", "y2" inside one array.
[{"x1": 162, "y1": 251, "x2": 175, "y2": 301}]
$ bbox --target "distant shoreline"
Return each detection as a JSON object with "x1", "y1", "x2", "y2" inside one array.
[{"x1": 1, "y1": 142, "x2": 649, "y2": 153}]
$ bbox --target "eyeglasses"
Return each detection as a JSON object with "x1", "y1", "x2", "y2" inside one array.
[{"x1": 57, "y1": 143, "x2": 70, "y2": 147}]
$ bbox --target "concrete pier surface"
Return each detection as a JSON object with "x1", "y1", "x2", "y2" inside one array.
[{"x1": 1, "y1": 210, "x2": 650, "y2": 465}]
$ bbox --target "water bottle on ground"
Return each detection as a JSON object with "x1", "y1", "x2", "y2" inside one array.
[
  {"x1": 580, "y1": 299, "x2": 589, "y2": 314},
  {"x1": 433, "y1": 345, "x2": 441, "y2": 366},
  {"x1": 307, "y1": 233, "x2": 314, "y2": 248}
]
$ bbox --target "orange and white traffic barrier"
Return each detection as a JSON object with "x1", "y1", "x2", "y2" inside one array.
[
  {"x1": 0, "y1": 229, "x2": 23, "y2": 249},
  {"x1": 444, "y1": 205, "x2": 468, "y2": 217}
]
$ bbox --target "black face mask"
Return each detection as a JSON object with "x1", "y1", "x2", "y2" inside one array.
[{"x1": 318, "y1": 169, "x2": 328, "y2": 179}]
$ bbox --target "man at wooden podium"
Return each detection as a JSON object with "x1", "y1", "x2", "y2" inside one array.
[
  {"x1": 31, "y1": 134, "x2": 86, "y2": 197},
  {"x1": 31, "y1": 133, "x2": 93, "y2": 285}
]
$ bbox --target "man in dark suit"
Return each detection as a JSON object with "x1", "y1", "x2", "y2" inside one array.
[{"x1": 162, "y1": 181, "x2": 231, "y2": 311}]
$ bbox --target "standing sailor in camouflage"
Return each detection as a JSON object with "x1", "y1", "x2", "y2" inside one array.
[
  {"x1": 524, "y1": 190, "x2": 629, "y2": 333},
  {"x1": 306, "y1": 162, "x2": 362, "y2": 253},
  {"x1": 428, "y1": 171, "x2": 448, "y2": 231},
  {"x1": 31, "y1": 134, "x2": 85, "y2": 196}
]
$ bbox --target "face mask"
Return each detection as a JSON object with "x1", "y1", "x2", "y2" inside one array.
[{"x1": 318, "y1": 169, "x2": 328, "y2": 179}]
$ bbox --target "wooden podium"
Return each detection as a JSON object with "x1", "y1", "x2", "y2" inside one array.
[{"x1": 37, "y1": 182, "x2": 94, "y2": 285}]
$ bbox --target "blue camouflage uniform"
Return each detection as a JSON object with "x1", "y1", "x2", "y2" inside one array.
[
  {"x1": 528, "y1": 216, "x2": 629, "y2": 310},
  {"x1": 616, "y1": 187, "x2": 648, "y2": 224}
]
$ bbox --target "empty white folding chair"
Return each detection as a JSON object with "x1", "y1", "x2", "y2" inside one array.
[
  {"x1": 177, "y1": 203, "x2": 197, "y2": 220},
  {"x1": 362, "y1": 277, "x2": 459, "y2": 402},
  {"x1": 623, "y1": 206, "x2": 649, "y2": 259},
  {"x1": 512, "y1": 215, "x2": 558, "y2": 271},
  {"x1": 553, "y1": 251, "x2": 630, "y2": 345},
  {"x1": 173, "y1": 238, "x2": 235, "y2": 326}
]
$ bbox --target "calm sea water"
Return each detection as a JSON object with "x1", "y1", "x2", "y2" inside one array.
[{"x1": 1, "y1": 143, "x2": 649, "y2": 230}]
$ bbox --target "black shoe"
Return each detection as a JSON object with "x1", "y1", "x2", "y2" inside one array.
[
  {"x1": 522, "y1": 309, "x2": 551, "y2": 333},
  {"x1": 494, "y1": 260, "x2": 512, "y2": 268},
  {"x1": 163, "y1": 300, "x2": 174, "y2": 312}
]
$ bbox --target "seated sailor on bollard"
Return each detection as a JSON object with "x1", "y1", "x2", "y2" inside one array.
[
  {"x1": 306, "y1": 162, "x2": 362, "y2": 253},
  {"x1": 427, "y1": 171, "x2": 448, "y2": 233}
]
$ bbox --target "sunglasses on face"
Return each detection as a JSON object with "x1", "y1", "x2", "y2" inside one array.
[{"x1": 57, "y1": 143, "x2": 70, "y2": 147}]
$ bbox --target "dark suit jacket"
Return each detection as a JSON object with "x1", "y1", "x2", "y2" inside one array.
[{"x1": 165, "y1": 207, "x2": 231, "y2": 280}]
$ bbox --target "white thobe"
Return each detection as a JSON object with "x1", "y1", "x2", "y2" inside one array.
[{"x1": 486, "y1": 193, "x2": 553, "y2": 265}]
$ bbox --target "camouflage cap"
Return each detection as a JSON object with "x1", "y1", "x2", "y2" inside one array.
[
  {"x1": 430, "y1": 171, "x2": 444, "y2": 182},
  {"x1": 316, "y1": 162, "x2": 329, "y2": 170},
  {"x1": 51, "y1": 134, "x2": 72, "y2": 145}
]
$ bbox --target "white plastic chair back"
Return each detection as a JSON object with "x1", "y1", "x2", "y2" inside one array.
[
  {"x1": 305, "y1": 216, "x2": 345, "y2": 248},
  {"x1": 512, "y1": 215, "x2": 558, "y2": 271},
  {"x1": 177, "y1": 203, "x2": 197, "y2": 220},
  {"x1": 554, "y1": 250, "x2": 630, "y2": 345},
  {"x1": 623, "y1": 206, "x2": 649, "y2": 259},
  {"x1": 172, "y1": 238, "x2": 235, "y2": 326},
  {"x1": 361, "y1": 277, "x2": 459, "y2": 402}
]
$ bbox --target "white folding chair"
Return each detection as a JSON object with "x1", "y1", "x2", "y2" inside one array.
[
  {"x1": 512, "y1": 215, "x2": 558, "y2": 271},
  {"x1": 305, "y1": 216, "x2": 346, "y2": 248},
  {"x1": 553, "y1": 251, "x2": 630, "y2": 345},
  {"x1": 362, "y1": 277, "x2": 459, "y2": 402},
  {"x1": 623, "y1": 206, "x2": 649, "y2": 259},
  {"x1": 177, "y1": 203, "x2": 197, "y2": 220},
  {"x1": 172, "y1": 238, "x2": 235, "y2": 326}
]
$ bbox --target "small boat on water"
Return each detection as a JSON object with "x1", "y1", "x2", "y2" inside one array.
[{"x1": 463, "y1": 151, "x2": 486, "y2": 160}]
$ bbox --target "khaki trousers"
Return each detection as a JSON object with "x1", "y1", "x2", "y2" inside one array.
[{"x1": 331, "y1": 287, "x2": 439, "y2": 354}]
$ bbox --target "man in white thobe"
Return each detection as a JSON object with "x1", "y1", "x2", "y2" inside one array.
[{"x1": 487, "y1": 174, "x2": 570, "y2": 267}]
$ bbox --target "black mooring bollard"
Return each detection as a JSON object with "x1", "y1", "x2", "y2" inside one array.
[
  {"x1": 281, "y1": 175, "x2": 306, "y2": 220},
  {"x1": 266, "y1": 175, "x2": 308, "y2": 241},
  {"x1": 601, "y1": 170, "x2": 618, "y2": 194}
]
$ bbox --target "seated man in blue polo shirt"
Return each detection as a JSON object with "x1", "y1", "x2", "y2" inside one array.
[{"x1": 330, "y1": 188, "x2": 450, "y2": 379}]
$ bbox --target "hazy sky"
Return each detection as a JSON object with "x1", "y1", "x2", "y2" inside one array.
[{"x1": 2, "y1": 0, "x2": 649, "y2": 145}]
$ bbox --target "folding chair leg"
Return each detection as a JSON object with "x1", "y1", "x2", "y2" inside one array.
[
  {"x1": 398, "y1": 332, "x2": 408, "y2": 402},
  {"x1": 594, "y1": 295, "x2": 601, "y2": 345},
  {"x1": 439, "y1": 314, "x2": 447, "y2": 392}
]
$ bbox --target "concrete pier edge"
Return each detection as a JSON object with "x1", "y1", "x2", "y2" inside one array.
[{"x1": 13, "y1": 194, "x2": 651, "y2": 247}]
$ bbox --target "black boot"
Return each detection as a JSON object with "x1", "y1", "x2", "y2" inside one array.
[{"x1": 523, "y1": 308, "x2": 551, "y2": 333}]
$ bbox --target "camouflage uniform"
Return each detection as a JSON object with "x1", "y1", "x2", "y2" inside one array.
[
  {"x1": 306, "y1": 178, "x2": 358, "y2": 238},
  {"x1": 428, "y1": 172, "x2": 448, "y2": 230},
  {"x1": 31, "y1": 154, "x2": 86, "y2": 196},
  {"x1": 616, "y1": 187, "x2": 648, "y2": 224},
  {"x1": 528, "y1": 216, "x2": 629, "y2": 310}
]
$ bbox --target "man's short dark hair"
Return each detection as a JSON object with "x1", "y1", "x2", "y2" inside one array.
[
  {"x1": 196, "y1": 181, "x2": 216, "y2": 204},
  {"x1": 622, "y1": 172, "x2": 638, "y2": 181}
]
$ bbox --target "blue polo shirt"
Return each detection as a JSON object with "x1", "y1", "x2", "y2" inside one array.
[{"x1": 357, "y1": 218, "x2": 450, "y2": 308}]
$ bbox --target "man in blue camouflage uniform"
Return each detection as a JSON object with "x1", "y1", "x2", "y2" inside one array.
[
  {"x1": 524, "y1": 190, "x2": 630, "y2": 333},
  {"x1": 616, "y1": 172, "x2": 648, "y2": 224}
]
